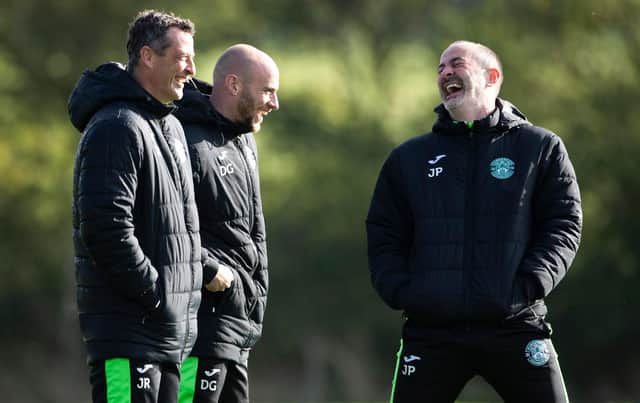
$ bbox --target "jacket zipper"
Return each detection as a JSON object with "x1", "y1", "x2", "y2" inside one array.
[
  {"x1": 183, "y1": 233, "x2": 195, "y2": 361},
  {"x1": 148, "y1": 118, "x2": 195, "y2": 360},
  {"x1": 463, "y1": 129, "x2": 476, "y2": 325},
  {"x1": 160, "y1": 118, "x2": 193, "y2": 361},
  {"x1": 234, "y1": 136, "x2": 256, "y2": 232},
  {"x1": 234, "y1": 136, "x2": 257, "y2": 348}
]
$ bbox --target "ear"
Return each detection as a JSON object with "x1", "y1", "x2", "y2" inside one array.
[
  {"x1": 139, "y1": 45, "x2": 155, "y2": 69},
  {"x1": 224, "y1": 74, "x2": 241, "y2": 96},
  {"x1": 487, "y1": 68, "x2": 501, "y2": 87}
]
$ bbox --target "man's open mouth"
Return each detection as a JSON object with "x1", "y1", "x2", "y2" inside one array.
[{"x1": 443, "y1": 79, "x2": 464, "y2": 98}]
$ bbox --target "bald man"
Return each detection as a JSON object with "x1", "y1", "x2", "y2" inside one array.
[
  {"x1": 366, "y1": 40, "x2": 581, "y2": 402},
  {"x1": 175, "y1": 44, "x2": 279, "y2": 403}
]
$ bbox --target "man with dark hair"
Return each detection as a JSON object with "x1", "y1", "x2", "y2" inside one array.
[
  {"x1": 366, "y1": 40, "x2": 582, "y2": 402},
  {"x1": 125, "y1": 11, "x2": 196, "y2": 72},
  {"x1": 68, "y1": 10, "x2": 202, "y2": 403},
  {"x1": 174, "y1": 44, "x2": 279, "y2": 403}
]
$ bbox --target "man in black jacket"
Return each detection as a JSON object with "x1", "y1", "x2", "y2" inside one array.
[
  {"x1": 68, "y1": 10, "x2": 203, "y2": 403},
  {"x1": 366, "y1": 40, "x2": 582, "y2": 403},
  {"x1": 174, "y1": 44, "x2": 279, "y2": 403}
]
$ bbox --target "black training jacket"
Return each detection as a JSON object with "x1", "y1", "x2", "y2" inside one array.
[
  {"x1": 69, "y1": 62, "x2": 202, "y2": 364},
  {"x1": 366, "y1": 99, "x2": 582, "y2": 326},
  {"x1": 174, "y1": 79, "x2": 268, "y2": 363}
]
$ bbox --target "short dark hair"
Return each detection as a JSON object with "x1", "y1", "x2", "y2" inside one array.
[{"x1": 126, "y1": 10, "x2": 195, "y2": 71}]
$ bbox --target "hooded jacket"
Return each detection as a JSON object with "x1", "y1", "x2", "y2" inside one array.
[
  {"x1": 69, "y1": 62, "x2": 202, "y2": 363},
  {"x1": 174, "y1": 79, "x2": 268, "y2": 363},
  {"x1": 366, "y1": 99, "x2": 582, "y2": 326}
]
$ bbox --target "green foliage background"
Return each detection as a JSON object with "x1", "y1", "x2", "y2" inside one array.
[{"x1": 1, "y1": 0, "x2": 639, "y2": 402}]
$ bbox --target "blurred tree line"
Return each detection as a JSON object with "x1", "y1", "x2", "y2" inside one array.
[{"x1": 1, "y1": 0, "x2": 639, "y2": 401}]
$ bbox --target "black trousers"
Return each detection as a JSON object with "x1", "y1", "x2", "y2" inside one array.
[
  {"x1": 88, "y1": 358, "x2": 181, "y2": 403},
  {"x1": 391, "y1": 318, "x2": 569, "y2": 403},
  {"x1": 178, "y1": 357, "x2": 249, "y2": 403}
]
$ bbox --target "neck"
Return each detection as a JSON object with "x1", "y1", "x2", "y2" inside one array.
[
  {"x1": 131, "y1": 67, "x2": 168, "y2": 104},
  {"x1": 130, "y1": 69, "x2": 151, "y2": 95},
  {"x1": 209, "y1": 88, "x2": 237, "y2": 122},
  {"x1": 208, "y1": 92, "x2": 252, "y2": 136},
  {"x1": 448, "y1": 101, "x2": 496, "y2": 122}
]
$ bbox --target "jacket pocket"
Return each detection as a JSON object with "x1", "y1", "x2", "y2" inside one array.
[
  {"x1": 140, "y1": 283, "x2": 165, "y2": 324},
  {"x1": 400, "y1": 270, "x2": 466, "y2": 323},
  {"x1": 217, "y1": 271, "x2": 249, "y2": 319}
]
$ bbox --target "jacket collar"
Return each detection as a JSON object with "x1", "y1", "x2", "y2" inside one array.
[
  {"x1": 431, "y1": 98, "x2": 530, "y2": 136},
  {"x1": 175, "y1": 78, "x2": 251, "y2": 142}
]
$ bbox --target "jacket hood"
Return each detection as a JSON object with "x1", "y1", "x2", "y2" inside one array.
[
  {"x1": 432, "y1": 98, "x2": 531, "y2": 135},
  {"x1": 174, "y1": 78, "x2": 251, "y2": 140},
  {"x1": 174, "y1": 78, "x2": 214, "y2": 125},
  {"x1": 68, "y1": 62, "x2": 175, "y2": 132}
]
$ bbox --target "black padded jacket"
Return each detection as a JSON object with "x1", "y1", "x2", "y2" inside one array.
[
  {"x1": 366, "y1": 99, "x2": 582, "y2": 326},
  {"x1": 69, "y1": 62, "x2": 203, "y2": 363},
  {"x1": 174, "y1": 79, "x2": 268, "y2": 363}
]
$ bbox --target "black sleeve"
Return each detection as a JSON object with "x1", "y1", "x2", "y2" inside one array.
[
  {"x1": 77, "y1": 120, "x2": 160, "y2": 311},
  {"x1": 519, "y1": 135, "x2": 582, "y2": 298},
  {"x1": 201, "y1": 250, "x2": 220, "y2": 286},
  {"x1": 365, "y1": 151, "x2": 414, "y2": 310}
]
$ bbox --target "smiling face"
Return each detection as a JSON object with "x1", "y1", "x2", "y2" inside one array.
[
  {"x1": 235, "y1": 61, "x2": 279, "y2": 133},
  {"x1": 210, "y1": 44, "x2": 281, "y2": 132},
  {"x1": 146, "y1": 27, "x2": 195, "y2": 103},
  {"x1": 437, "y1": 42, "x2": 501, "y2": 121}
]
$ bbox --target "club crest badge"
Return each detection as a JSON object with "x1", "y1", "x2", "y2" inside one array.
[
  {"x1": 490, "y1": 157, "x2": 515, "y2": 179},
  {"x1": 525, "y1": 339, "x2": 550, "y2": 367}
]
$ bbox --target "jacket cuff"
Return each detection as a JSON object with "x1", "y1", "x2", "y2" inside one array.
[
  {"x1": 521, "y1": 274, "x2": 544, "y2": 301},
  {"x1": 203, "y1": 259, "x2": 219, "y2": 286}
]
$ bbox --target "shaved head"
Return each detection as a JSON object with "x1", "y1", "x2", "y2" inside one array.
[
  {"x1": 210, "y1": 43, "x2": 279, "y2": 133},
  {"x1": 444, "y1": 40, "x2": 503, "y2": 88},
  {"x1": 213, "y1": 44, "x2": 277, "y2": 85},
  {"x1": 438, "y1": 40, "x2": 503, "y2": 121}
]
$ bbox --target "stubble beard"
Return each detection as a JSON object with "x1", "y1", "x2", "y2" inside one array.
[{"x1": 238, "y1": 91, "x2": 260, "y2": 133}]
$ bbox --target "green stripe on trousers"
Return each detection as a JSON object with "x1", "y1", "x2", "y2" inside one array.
[
  {"x1": 105, "y1": 358, "x2": 131, "y2": 403},
  {"x1": 389, "y1": 339, "x2": 404, "y2": 403},
  {"x1": 178, "y1": 357, "x2": 199, "y2": 403}
]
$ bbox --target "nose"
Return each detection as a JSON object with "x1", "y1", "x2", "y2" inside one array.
[
  {"x1": 439, "y1": 64, "x2": 454, "y2": 80},
  {"x1": 185, "y1": 56, "x2": 196, "y2": 77},
  {"x1": 268, "y1": 92, "x2": 279, "y2": 111}
]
